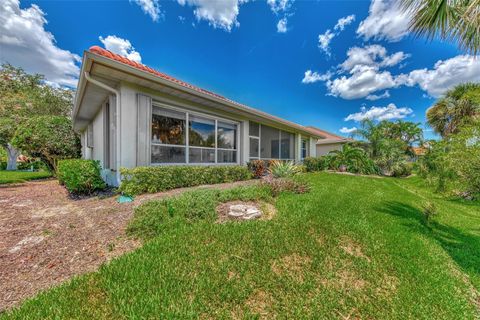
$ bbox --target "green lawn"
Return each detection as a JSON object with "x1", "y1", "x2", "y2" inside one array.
[
  {"x1": 2, "y1": 173, "x2": 479, "y2": 319},
  {"x1": 0, "y1": 170, "x2": 52, "y2": 185}
]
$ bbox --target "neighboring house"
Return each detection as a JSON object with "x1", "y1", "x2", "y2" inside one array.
[
  {"x1": 73, "y1": 46, "x2": 324, "y2": 185},
  {"x1": 304, "y1": 126, "x2": 350, "y2": 155}
]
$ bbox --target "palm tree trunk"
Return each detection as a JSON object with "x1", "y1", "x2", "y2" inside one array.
[{"x1": 5, "y1": 143, "x2": 20, "y2": 171}]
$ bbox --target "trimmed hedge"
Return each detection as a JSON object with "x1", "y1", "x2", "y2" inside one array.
[
  {"x1": 57, "y1": 159, "x2": 106, "y2": 194},
  {"x1": 119, "y1": 165, "x2": 252, "y2": 196}
]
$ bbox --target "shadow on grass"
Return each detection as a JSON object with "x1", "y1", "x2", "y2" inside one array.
[{"x1": 378, "y1": 201, "x2": 480, "y2": 289}]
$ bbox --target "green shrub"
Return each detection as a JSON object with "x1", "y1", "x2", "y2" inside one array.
[
  {"x1": 261, "y1": 177, "x2": 311, "y2": 197},
  {"x1": 391, "y1": 162, "x2": 413, "y2": 177},
  {"x1": 17, "y1": 159, "x2": 49, "y2": 171},
  {"x1": 120, "y1": 165, "x2": 252, "y2": 196},
  {"x1": 57, "y1": 159, "x2": 106, "y2": 194},
  {"x1": 421, "y1": 201, "x2": 438, "y2": 223},
  {"x1": 303, "y1": 156, "x2": 329, "y2": 172},
  {"x1": 268, "y1": 160, "x2": 301, "y2": 178},
  {"x1": 247, "y1": 159, "x2": 268, "y2": 178}
]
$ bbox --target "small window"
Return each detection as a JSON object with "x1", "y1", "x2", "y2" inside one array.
[
  {"x1": 87, "y1": 124, "x2": 93, "y2": 148},
  {"x1": 249, "y1": 137, "x2": 259, "y2": 159},
  {"x1": 301, "y1": 139, "x2": 308, "y2": 159}
]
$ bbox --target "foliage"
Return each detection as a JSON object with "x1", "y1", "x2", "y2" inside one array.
[
  {"x1": 0, "y1": 170, "x2": 52, "y2": 185},
  {"x1": 426, "y1": 83, "x2": 480, "y2": 137},
  {"x1": 303, "y1": 156, "x2": 331, "y2": 172},
  {"x1": 328, "y1": 144, "x2": 379, "y2": 175},
  {"x1": 421, "y1": 201, "x2": 438, "y2": 223},
  {"x1": 391, "y1": 161, "x2": 414, "y2": 178},
  {"x1": 57, "y1": 159, "x2": 106, "y2": 195},
  {"x1": 247, "y1": 159, "x2": 268, "y2": 178},
  {"x1": 401, "y1": 0, "x2": 480, "y2": 54},
  {"x1": 0, "y1": 64, "x2": 75, "y2": 170},
  {"x1": 119, "y1": 165, "x2": 252, "y2": 196},
  {"x1": 128, "y1": 185, "x2": 273, "y2": 239},
  {"x1": 12, "y1": 116, "x2": 81, "y2": 172},
  {"x1": 418, "y1": 121, "x2": 480, "y2": 199},
  {"x1": 267, "y1": 160, "x2": 301, "y2": 178},
  {"x1": 260, "y1": 177, "x2": 311, "y2": 197}
]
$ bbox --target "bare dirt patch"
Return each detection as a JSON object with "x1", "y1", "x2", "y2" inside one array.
[
  {"x1": 0, "y1": 178, "x2": 256, "y2": 311},
  {"x1": 271, "y1": 253, "x2": 312, "y2": 283},
  {"x1": 245, "y1": 290, "x2": 275, "y2": 318},
  {"x1": 339, "y1": 237, "x2": 371, "y2": 262}
]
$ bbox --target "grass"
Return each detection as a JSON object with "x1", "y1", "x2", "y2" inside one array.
[
  {"x1": 2, "y1": 173, "x2": 479, "y2": 319},
  {"x1": 0, "y1": 170, "x2": 52, "y2": 185}
]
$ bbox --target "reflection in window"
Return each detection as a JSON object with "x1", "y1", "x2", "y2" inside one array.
[
  {"x1": 152, "y1": 145, "x2": 186, "y2": 163},
  {"x1": 218, "y1": 150, "x2": 237, "y2": 163},
  {"x1": 189, "y1": 116, "x2": 215, "y2": 148},
  {"x1": 218, "y1": 122, "x2": 237, "y2": 149},
  {"x1": 189, "y1": 148, "x2": 215, "y2": 163},
  {"x1": 151, "y1": 107, "x2": 185, "y2": 145}
]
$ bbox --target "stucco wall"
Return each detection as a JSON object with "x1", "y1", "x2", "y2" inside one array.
[
  {"x1": 91, "y1": 106, "x2": 105, "y2": 167},
  {"x1": 316, "y1": 143, "x2": 343, "y2": 156}
]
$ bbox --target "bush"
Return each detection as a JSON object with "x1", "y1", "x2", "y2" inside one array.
[
  {"x1": 268, "y1": 160, "x2": 301, "y2": 178},
  {"x1": 391, "y1": 162, "x2": 413, "y2": 177},
  {"x1": 57, "y1": 159, "x2": 106, "y2": 194},
  {"x1": 120, "y1": 165, "x2": 252, "y2": 196},
  {"x1": 247, "y1": 160, "x2": 268, "y2": 178},
  {"x1": 303, "y1": 156, "x2": 330, "y2": 172},
  {"x1": 17, "y1": 159, "x2": 49, "y2": 171},
  {"x1": 422, "y1": 201, "x2": 438, "y2": 223}
]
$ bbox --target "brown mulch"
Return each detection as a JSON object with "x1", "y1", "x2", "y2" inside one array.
[{"x1": 0, "y1": 178, "x2": 256, "y2": 311}]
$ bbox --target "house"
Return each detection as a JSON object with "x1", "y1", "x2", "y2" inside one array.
[
  {"x1": 304, "y1": 126, "x2": 350, "y2": 155},
  {"x1": 73, "y1": 46, "x2": 324, "y2": 185}
]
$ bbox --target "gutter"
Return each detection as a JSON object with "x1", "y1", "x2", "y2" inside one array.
[{"x1": 83, "y1": 71, "x2": 122, "y2": 185}]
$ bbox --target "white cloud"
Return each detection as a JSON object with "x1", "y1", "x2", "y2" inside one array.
[
  {"x1": 334, "y1": 14, "x2": 355, "y2": 31},
  {"x1": 357, "y1": 0, "x2": 410, "y2": 42},
  {"x1": 277, "y1": 18, "x2": 288, "y2": 33},
  {"x1": 177, "y1": 0, "x2": 247, "y2": 31},
  {"x1": 366, "y1": 90, "x2": 390, "y2": 101},
  {"x1": 401, "y1": 55, "x2": 480, "y2": 97},
  {"x1": 327, "y1": 66, "x2": 398, "y2": 99},
  {"x1": 0, "y1": 0, "x2": 80, "y2": 87},
  {"x1": 345, "y1": 103, "x2": 413, "y2": 122},
  {"x1": 302, "y1": 70, "x2": 332, "y2": 84},
  {"x1": 340, "y1": 127, "x2": 357, "y2": 134},
  {"x1": 131, "y1": 0, "x2": 161, "y2": 22},
  {"x1": 341, "y1": 45, "x2": 409, "y2": 72},
  {"x1": 267, "y1": 0, "x2": 293, "y2": 14},
  {"x1": 99, "y1": 35, "x2": 142, "y2": 63},
  {"x1": 318, "y1": 14, "x2": 355, "y2": 56}
]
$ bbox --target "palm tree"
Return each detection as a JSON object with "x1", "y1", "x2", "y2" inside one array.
[
  {"x1": 401, "y1": 0, "x2": 480, "y2": 54},
  {"x1": 328, "y1": 144, "x2": 370, "y2": 173},
  {"x1": 427, "y1": 83, "x2": 480, "y2": 137}
]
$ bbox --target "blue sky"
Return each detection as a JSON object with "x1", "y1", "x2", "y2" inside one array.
[{"x1": 2, "y1": 0, "x2": 480, "y2": 140}]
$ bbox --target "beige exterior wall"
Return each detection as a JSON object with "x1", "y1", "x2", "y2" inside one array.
[{"x1": 316, "y1": 143, "x2": 343, "y2": 156}]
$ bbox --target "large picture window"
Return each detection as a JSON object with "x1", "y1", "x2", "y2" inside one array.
[
  {"x1": 151, "y1": 105, "x2": 238, "y2": 164},
  {"x1": 249, "y1": 121, "x2": 295, "y2": 160}
]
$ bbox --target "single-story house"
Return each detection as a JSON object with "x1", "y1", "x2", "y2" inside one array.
[
  {"x1": 304, "y1": 126, "x2": 350, "y2": 155},
  {"x1": 73, "y1": 46, "x2": 327, "y2": 185}
]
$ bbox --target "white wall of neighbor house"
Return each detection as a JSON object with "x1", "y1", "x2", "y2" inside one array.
[{"x1": 316, "y1": 143, "x2": 343, "y2": 156}]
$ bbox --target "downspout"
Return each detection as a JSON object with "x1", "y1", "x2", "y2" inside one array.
[{"x1": 83, "y1": 72, "x2": 122, "y2": 185}]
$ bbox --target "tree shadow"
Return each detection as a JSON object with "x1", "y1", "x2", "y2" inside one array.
[{"x1": 378, "y1": 201, "x2": 480, "y2": 288}]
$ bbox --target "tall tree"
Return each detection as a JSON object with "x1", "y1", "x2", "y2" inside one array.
[
  {"x1": 426, "y1": 82, "x2": 480, "y2": 137},
  {"x1": 402, "y1": 0, "x2": 480, "y2": 54},
  {"x1": 0, "y1": 64, "x2": 74, "y2": 170}
]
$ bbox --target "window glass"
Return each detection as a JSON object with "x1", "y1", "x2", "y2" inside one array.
[
  {"x1": 152, "y1": 107, "x2": 185, "y2": 145},
  {"x1": 189, "y1": 115, "x2": 215, "y2": 147},
  {"x1": 151, "y1": 145, "x2": 186, "y2": 163},
  {"x1": 301, "y1": 139, "x2": 308, "y2": 159},
  {"x1": 249, "y1": 121, "x2": 260, "y2": 137},
  {"x1": 189, "y1": 147, "x2": 215, "y2": 163},
  {"x1": 218, "y1": 150, "x2": 237, "y2": 163},
  {"x1": 260, "y1": 125, "x2": 280, "y2": 159},
  {"x1": 249, "y1": 137, "x2": 259, "y2": 158},
  {"x1": 280, "y1": 131, "x2": 295, "y2": 159},
  {"x1": 217, "y1": 122, "x2": 237, "y2": 149}
]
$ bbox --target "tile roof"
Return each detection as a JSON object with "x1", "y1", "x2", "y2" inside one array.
[{"x1": 304, "y1": 126, "x2": 348, "y2": 141}]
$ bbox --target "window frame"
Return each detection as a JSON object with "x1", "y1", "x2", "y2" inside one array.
[
  {"x1": 151, "y1": 102, "x2": 240, "y2": 165},
  {"x1": 249, "y1": 121, "x2": 296, "y2": 161}
]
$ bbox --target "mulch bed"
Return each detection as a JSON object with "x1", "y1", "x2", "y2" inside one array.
[{"x1": 0, "y1": 179, "x2": 256, "y2": 311}]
